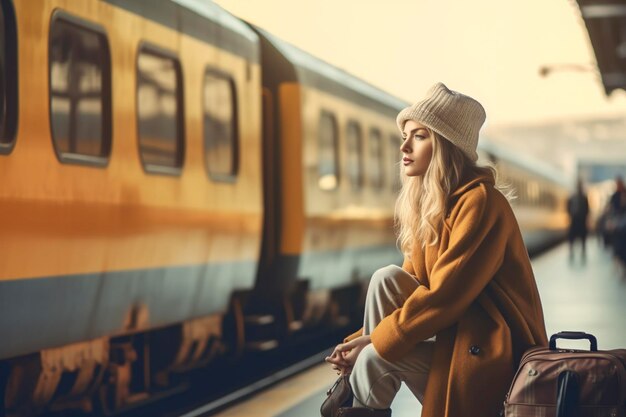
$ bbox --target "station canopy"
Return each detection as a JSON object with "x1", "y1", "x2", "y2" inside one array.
[{"x1": 576, "y1": 0, "x2": 626, "y2": 95}]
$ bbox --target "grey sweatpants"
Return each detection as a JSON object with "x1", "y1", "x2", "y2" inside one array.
[{"x1": 350, "y1": 264, "x2": 434, "y2": 409}]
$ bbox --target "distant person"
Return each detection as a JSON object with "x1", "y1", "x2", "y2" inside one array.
[
  {"x1": 567, "y1": 178, "x2": 590, "y2": 261},
  {"x1": 608, "y1": 176, "x2": 626, "y2": 263},
  {"x1": 609, "y1": 176, "x2": 626, "y2": 215},
  {"x1": 325, "y1": 83, "x2": 547, "y2": 417}
]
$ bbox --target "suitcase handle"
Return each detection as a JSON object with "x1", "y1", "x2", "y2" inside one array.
[{"x1": 549, "y1": 331, "x2": 597, "y2": 351}]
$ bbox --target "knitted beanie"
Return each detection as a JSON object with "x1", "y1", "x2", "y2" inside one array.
[{"x1": 396, "y1": 82, "x2": 486, "y2": 162}]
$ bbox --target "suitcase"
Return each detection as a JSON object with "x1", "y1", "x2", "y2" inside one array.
[{"x1": 504, "y1": 331, "x2": 626, "y2": 417}]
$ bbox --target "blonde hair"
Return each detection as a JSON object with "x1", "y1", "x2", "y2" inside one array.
[{"x1": 394, "y1": 130, "x2": 513, "y2": 255}]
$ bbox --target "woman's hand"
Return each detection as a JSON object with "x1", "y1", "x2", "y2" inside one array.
[{"x1": 325, "y1": 335, "x2": 371, "y2": 375}]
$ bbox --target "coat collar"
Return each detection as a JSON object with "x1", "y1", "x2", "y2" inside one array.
[{"x1": 450, "y1": 171, "x2": 495, "y2": 198}]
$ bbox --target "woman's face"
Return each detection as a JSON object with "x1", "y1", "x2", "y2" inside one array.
[{"x1": 400, "y1": 120, "x2": 433, "y2": 177}]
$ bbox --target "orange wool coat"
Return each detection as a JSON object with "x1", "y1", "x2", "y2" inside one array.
[{"x1": 345, "y1": 173, "x2": 548, "y2": 417}]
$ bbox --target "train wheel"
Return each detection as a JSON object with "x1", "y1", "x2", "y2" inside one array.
[
  {"x1": 150, "y1": 315, "x2": 225, "y2": 387},
  {"x1": 96, "y1": 336, "x2": 148, "y2": 416},
  {"x1": 2, "y1": 354, "x2": 58, "y2": 416}
]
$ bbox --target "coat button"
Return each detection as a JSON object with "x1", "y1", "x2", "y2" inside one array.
[{"x1": 469, "y1": 345, "x2": 481, "y2": 355}]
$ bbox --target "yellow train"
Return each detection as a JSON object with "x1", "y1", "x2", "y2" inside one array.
[{"x1": 0, "y1": 1, "x2": 568, "y2": 415}]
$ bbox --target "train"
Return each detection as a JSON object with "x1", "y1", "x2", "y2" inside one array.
[{"x1": 0, "y1": 0, "x2": 569, "y2": 415}]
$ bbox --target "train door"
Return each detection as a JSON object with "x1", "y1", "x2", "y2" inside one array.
[{"x1": 258, "y1": 87, "x2": 278, "y2": 286}]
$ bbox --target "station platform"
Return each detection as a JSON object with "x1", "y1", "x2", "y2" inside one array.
[{"x1": 212, "y1": 238, "x2": 626, "y2": 417}]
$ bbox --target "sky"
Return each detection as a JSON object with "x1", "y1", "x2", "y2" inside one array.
[{"x1": 213, "y1": 0, "x2": 626, "y2": 129}]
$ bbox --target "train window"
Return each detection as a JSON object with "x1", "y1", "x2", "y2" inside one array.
[
  {"x1": 318, "y1": 111, "x2": 339, "y2": 191},
  {"x1": 49, "y1": 13, "x2": 111, "y2": 165},
  {"x1": 519, "y1": 179, "x2": 527, "y2": 205},
  {"x1": 527, "y1": 181, "x2": 539, "y2": 204},
  {"x1": 137, "y1": 45, "x2": 184, "y2": 175},
  {"x1": 203, "y1": 69, "x2": 238, "y2": 181},
  {"x1": 0, "y1": 0, "x2": 17, "y2": 154},
  {"x1": 390, "y1": 135, "x2": 402, "y2": 192},
  {"x1": 346, "y1": 121, "x2": 363, "y2": 190},
  {"x1": 368, "y1": 128, "x2": 384, "y2": 189}
]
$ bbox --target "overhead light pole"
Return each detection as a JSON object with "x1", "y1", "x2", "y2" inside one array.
[{"x1": 538, "y1": 63, "x2": 597, "y2": 77}]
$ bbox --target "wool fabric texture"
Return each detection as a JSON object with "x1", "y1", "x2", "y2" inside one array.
[{"x1": 396, "y1": 82, "x2": 486, "y2": 161}]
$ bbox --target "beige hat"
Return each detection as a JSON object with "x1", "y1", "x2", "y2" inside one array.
[{"x1": 396, "y1": 82, "x2": 486, "y2": 162}]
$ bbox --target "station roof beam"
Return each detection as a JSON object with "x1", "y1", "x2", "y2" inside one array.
[{"x1": 576, "y1": 0, "x2": 626, "y2": 95}]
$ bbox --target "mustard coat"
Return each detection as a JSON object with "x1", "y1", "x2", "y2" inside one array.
[{"x1": 346, "y1": 172, "x2": 548, "y2": 417}]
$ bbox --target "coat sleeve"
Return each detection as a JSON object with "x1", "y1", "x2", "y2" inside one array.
[
  {"x1": 343, "y1": 327, "x2": 363, "y2": 343},
  {"x1": 370, "y1": 188, "x2": 508, "y2": 361}
]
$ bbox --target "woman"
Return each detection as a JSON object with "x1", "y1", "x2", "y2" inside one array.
[{"x1": 325, "y1": 83, "x2": 548, "y2": 417}]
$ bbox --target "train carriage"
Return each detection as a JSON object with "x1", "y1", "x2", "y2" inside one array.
[
  {"x1": 478, "y1": 140, "x2": 570, "y2": 253},
  {"x1": 249, "y1": 26, "x2": 407, "y2": 331},
  {"x1": 0, "y1": 0, "x2": 263, "y2": 413}
]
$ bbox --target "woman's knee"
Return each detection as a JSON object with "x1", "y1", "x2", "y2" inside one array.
[
  {"x1": 370, "y1": 265, "x2": 404, "y2": 286},
  {"x1": 369, "y1": 264, "x2": 413, "y2": 293}
]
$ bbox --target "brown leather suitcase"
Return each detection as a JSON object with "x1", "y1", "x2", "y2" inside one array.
[{"x1": 504, "y1": 331, "x2": 626, "y2": 417}]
